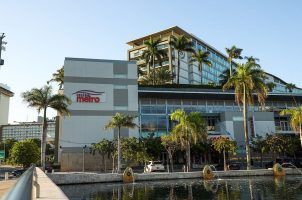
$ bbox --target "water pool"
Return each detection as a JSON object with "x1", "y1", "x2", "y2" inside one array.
[{"x1": 60, "y1": 176, "x2": 302, "y2": 200}]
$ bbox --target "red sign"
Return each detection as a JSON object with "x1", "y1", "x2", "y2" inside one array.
[{"x1": 72, "y1": 90, "x2": 105, "y2": 103}]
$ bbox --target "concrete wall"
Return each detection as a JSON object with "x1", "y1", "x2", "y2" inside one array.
[
  {"x1": 60, "y1": 58, "x2": 138, "y2": 171},
  {"x1": 0, "y1": 93, "x2": 10, "y2": 126}
]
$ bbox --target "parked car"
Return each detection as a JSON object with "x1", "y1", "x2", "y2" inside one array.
[
  {"x1": 145, "y1": 161, "x2": 165, "y2": 172},
  {"x1": 11, "y1": 168, "x2": 27, "y2": 177}
]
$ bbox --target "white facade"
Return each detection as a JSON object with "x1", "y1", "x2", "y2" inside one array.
[
  {"x1": 60, "y1": 58, "x2": 138, "y2": 150},
  {"x1": 0, "y1": 84, "x2": 13, "y2": 126}
]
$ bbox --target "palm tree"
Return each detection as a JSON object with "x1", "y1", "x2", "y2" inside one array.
[
  {"x1": 104, "y1": 113, "x2": 137, "y2": 173},
  {"x1": 47, "y1": 66, "x2": 64, "y2": 89},
  {"x1": 223, "y1": 62, "x2": 268, "y2": 170},
  {"x1": 141, "y1": 38, "x2": 167, "y2": 85},
  {"x1": 22, "y1": 85, "x2": 71, "y2": 170},
  {"x1": 169, "y1": 35, "x2": 194, "y2": 84},
  {"x1": 280, "y1": 106, "x2": 302, "y2": 148},
  {"x1": 190, "y1": 49, "x2": 212, "y2": 83},
  {"x1": 266, "y1": 82, "x2": 277, "y2": 92},
  {"x1": 219, "y1": 68, "x2": 236, "y2": 86},
  {"x1": 225, "y1": 46, "x2": 243, "y2": 77},
  {"x1": 285, "y1": 83, "x2": 296, "y2": 93},
  {"x1": 139, "y1": 67, "x2": 173, "y2": 85},
  {"x1": 170, "y1": 109, "x2": 207, "y2": 172},
  {"x1": 245, "y1": 56, "x2": 260, "y2": 65}
]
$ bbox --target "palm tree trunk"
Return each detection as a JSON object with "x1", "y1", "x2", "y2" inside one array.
[
  {"x1": 229, "y1": 59, "x2": 232, "y2": 77},
  {"x1": 223, "y1": 149, "x2": 227, "y2": 171},
  {"x1": 299, "y1": 122, "x2": 302, "y2": 148},
  {"x1": 243, "y1": 85, "x2": 251, "y2": 170},
  {"x1": 187, "y1": 141, "x2": 191, "y2": 172},
  {"x1": 153, "y1": 56, "x2": 155, "y2": 85},
  {"x1": 112, "y1": 155, "x2": 115, "y2": 173},
  {"x1": 200, "y1": 65, "x2": 203, "y2": 84},
  {"x1": 170, "y1": 153, "x2": 174, "y2": 172},
  {"x1": 117, "y1": 126, "x2": 121, "y2": 173},
  {"x1": 41, "y1": 109, "x2": 48, "y2": 171},
  {"x1": 177, "y1": 51, "x2": 180, "y2": 84},
  {"x1": 260, "y1": 152, "x2": 263, "y2": 168}
]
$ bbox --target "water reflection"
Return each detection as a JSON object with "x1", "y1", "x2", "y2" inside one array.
[{"x1": 60, "y1": 176, "x2": 302, "y2": 200}]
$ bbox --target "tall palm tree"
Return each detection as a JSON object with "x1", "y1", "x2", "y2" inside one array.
[
  {"x1": 285, "y1": 83, "x2": 296, "y2": 93},
  {"x1": 280, "y1": 106, "x2": 302, "y2": 148},
  {"x1": 139, "y1": 67, "x2": 173, "y2": 85},
  {"x1": 22, "y1": 85, "x2": 71, "y2": 170},
  {"x1": 104, "y1": 113, "x2": 136, "y2": 173},
  {"x1": 190, "y1": 49, "x2": 212, "y2": 83},
  {"x1": 223, "y1": 62, "x2": 268, "y2": 170},
  {"x1": 170, "y1": 109, "x2": 207, "y2": 172},
  {"x1": 141, "y1": 38, "x2": 167, "y2": 85},
  {"x1": 47, "y1": 66, "x2": 64, "y2": 89},
  {"x1": 219, "y1": 68, "x2": 236, "y2": 86},
  {"x1": 266, "y1": 82, "x2": 277, "y2": 92},
  {"x1": 225, "y1": 46, "x2": 243, "y2": 77},
  {"x1": 169, "y1": 35, "x2": 194, "y2": 84}
]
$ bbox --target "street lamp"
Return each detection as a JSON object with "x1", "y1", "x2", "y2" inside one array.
[{"x1": 82, "y1": 145, "x2": 87, "y2": 172}]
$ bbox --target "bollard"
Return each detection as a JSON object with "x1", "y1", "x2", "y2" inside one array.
[{"x1": 4, "y1": 172, "x2": 8, "y2": 180}]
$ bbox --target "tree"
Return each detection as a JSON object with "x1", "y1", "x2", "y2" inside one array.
[
  {"x1": 266, "y1": 82, "x2": 277, "y2": 92},
  {"x1": 161, "y1": 134, "x2": 179, "y2": 172},
  {"x1": 169, "y1": 35, "x2": 194, "y2": 84},
  {"x1": 225, "y1": 46, "x2": 243, "y2": 76},
  {"x1": 90, "y1": 139, "x2": 114, "y2": 172},
  {"x1": 141, "y1": 38, "x2": 167, "y2": 85},
  {"x1": 104, "y1": 113, "x2": 137, "y2": 173},
  {"x1": 121, "y1": 137, "x2": 149, "y2": 165},
  {"x1": 22, "y1": 85, "x2": 71, "y2": 170},
  {"x1": 190, "y1": 49, "x2": 212, "y2": 83},
  {"x1": 264, "y1": 134, "x2": 286, "y2": 162},
  {"x1": 170, "y1": 109, "x2": 207, "y2": 171},
  {"x1": 9, "y1": 140, "x2": 40, "y2": 167},
  {"x1": 251, "y1": 135, "x2": 267, "y2": 167},
  {"x1": 223, "y1": 62, "x2": 268, "y2": 170},
  {"x1": 245, "y1": 56, "x2": 260, "y2": 66},
  {"x1": 139, "y1": 67, "x2": 173, "y2": 85},
  {"x1": 280, "y1": 106, "x2": 302, "y2": 148},
  {"x1": 142, "y1": 134, "x2": 164, "y2": 160},
  {"x1": 47, "y1": 66, "x2": 64, "y2": 90},
  {"x1": 212, "y1": 137, "x2": 237, "y2": 171},
  {"x1": 285, "y1": 83, "x2": 296, "y2": 93},
  {"x1": 219, "y1": 69, "x2": 236, "y2": 86}
]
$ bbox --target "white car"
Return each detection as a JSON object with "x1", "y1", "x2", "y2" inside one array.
[{"x1": 145, "y1": 161, "x2": 165, "y2": 172}]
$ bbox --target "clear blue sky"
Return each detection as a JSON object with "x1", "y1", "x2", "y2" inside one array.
[{"x1": 1, "y1": 0, "x2": 302, "y2": 123}]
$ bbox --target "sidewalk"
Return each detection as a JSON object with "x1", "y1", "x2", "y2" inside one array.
[{"x1": 0, "y1": 180, "x2": 16, "y2": 198}]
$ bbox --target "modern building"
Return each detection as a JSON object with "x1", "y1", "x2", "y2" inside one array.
[
  {"x1": 0, "y1": 83, "x2": 14, "y2": 126},
  {"x1": 58, "y1": 26, "x2": 302, "y2": 171},
  {"x1": 127, "y1": 26, "x2": 302, "y2": 93},
  {"x1": 0, "y1": 120, "x2": 56, "y2": 142}
]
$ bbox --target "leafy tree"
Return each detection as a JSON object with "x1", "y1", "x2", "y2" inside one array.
[
  {"x1": 142, "y1": 134, "x2": 164, "y2": 160},
  {"x1": 170, "y1": 109, "x2": 207, "y2": 171},
  {"x1": 47, "y1": 66, "x2": 64, "y2": 89},
  {"x1": 280, "y1": 106, "x2": 302, "y2": 148},
  {"x1": 285, "y1": 83, "x2": 296, "y2": 93},
  {"x1": 225, "y1": 45, "x2": 243, "y2": 76},
  {"x1": 245, "y1": 56, "x2": 260, "y2": 66},
  {"x1": 121, "y1": 137, "x2": 149, "y2": 165},
  {"x1": 264, "y1": 134, "x2": 287, "y2": 162},
  {"x1": 161, "y1": 134, "x2": 179, "y2": 172},
  {"x1": 9, "y1": 139, "x2": 40, "y2": 167},
  {"x1": 212, "y1": 137, "x2": 237, "y2": 171},
  {"x1": 141, "y1": 38, "x2": 167, "y2": 85},
  {"x1": 22, "y1": 85, "x2": 71, "y2": 170},
  {"x1": 190, "y1": 49, "x2": 212, "y2": 83},
  {"x1": 169, "y1": 35, "x2": 194, "y2": 84},
  {"x1": 219, "y1": 69, "x2": 236, "y2": 86},
  {"x1": 251, "y1": 135, "x2": 267, "y2": 167},
  {"x1": 104, "y1": 113, "x2": 137, "y2": 173},
  {"x1": 283, "y1": 136, "x2": 300, "y2": 158},
  {"x1": 223, "y1": 62, "x2": 268, "y2": 170},
  {"x1": 90, "y1": 139, "x2": 115, "y2": 172}
]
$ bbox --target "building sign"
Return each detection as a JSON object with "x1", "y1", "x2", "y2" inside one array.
[{"x1": 72, "y1": 90, "x2": 105, "y2": 103}]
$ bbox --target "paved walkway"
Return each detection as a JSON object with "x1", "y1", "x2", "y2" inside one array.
[{"x1": 34, "y1": 167, "x2": 69, "y2": 200}]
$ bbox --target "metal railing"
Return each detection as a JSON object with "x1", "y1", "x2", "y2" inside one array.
[{"x1": 1, "y1": 165, "x2": 38, "y2": 200}]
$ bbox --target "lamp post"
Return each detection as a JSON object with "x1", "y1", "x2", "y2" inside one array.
[{"x1": 82, "y1": 145, "x2": 87, "y2": 172}]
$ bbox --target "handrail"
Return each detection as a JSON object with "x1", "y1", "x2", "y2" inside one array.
[{"x1": 1, "y1": 165, "x2": 35, "y2": 200}]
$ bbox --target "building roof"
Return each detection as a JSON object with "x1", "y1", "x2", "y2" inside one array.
[{"x1": 0, "y1": 83, "x2": 14, "y2": 97}]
